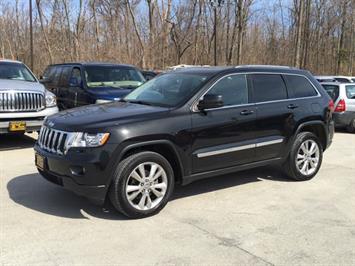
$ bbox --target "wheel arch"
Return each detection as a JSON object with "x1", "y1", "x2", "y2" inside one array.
[
  {"x1": 295, "y1": 121, "x2": 327, "y2": 150},
  {"x1": 117, "y1": 140, "x2": 185, "y2": 185}
]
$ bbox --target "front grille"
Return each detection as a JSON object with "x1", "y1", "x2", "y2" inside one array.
[
  {"x1": 38, "y1": 126, "x2": 68, "y2": 155},
  {"x1": 0, "y1": 91, "x2": 45, "y2": 112}
]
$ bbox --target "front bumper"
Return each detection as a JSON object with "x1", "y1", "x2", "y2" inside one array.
[
  {"x1": 333, "y1": 111, "x2": 355, "y2": 127},
  {"x1": 34, "y1": 143, "x2": 117, "y2": 205},
  {"x1": 0, "y1": 107, "x2": 58, "y2": 133}
]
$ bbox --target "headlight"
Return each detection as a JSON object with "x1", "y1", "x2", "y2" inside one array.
[
  {"x1": 45, "y1": 91, "x2": 57, "y2": 107},
  {"x1": 65, "y1": 132, "x2": 110, "y2": 151}
]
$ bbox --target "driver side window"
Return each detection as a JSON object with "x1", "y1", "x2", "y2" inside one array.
[
  {"x1": 206, "y1": 74, "x2": 248, "y2": 107},
  {"x1": 70, "y1": 67, "x2": 82, "y2": 85}
]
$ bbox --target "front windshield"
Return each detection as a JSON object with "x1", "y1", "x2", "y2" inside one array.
[
  {"x1": 84, "y1": 66, "x2": 145, "y2": 88},
  {"x1": 0, "y1": 63, "x2": 37, "y2": 82},
  {"x1": 124, "y1": 73, "x2": 209, "y2": 107}
]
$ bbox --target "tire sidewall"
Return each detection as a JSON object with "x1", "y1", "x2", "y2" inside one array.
[
  {"x1": 289, "y1": 132, "x2": 323, "y2": 181},
  {"x1": 347, "y1": 118, "x2": 355, "y2": 133},
  {"x1": 110, "y1": 152, "x2": 175, "y2": 218}
]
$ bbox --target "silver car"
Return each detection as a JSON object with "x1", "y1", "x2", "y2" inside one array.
[
  {"x1": 321, "y1": 82, "x2": 355, "y2": 132},
  {"x1": 0, "y1": 59, "x2": 58, "y2": 134}
]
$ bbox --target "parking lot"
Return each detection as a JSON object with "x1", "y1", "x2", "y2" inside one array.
[{"x1": 1, "y1": 132, "x2": 354, "y2": 265}]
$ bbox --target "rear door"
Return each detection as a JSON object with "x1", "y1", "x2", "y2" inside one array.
[
  {"x1": 191, "y1": 73, "x2": 257, "y2": 173},
  {"x1": 249, "y1": 73, "x2": 294, "y2": 161}
]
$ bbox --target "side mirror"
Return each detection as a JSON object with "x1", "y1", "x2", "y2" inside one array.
[
  {"x1": 197, "y1": 94, "x2": 224, "y2": 110},
  {"x1": 69, "y1": 77, "x2": 79, "y2": 87}
]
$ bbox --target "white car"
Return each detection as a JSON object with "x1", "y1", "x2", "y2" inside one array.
[
  {"x1": 315, "y1": 75, "x2": 355, "y2": 83},
  {"x1": 0, "y1": 59, "x2": 58, "y2": 134}
]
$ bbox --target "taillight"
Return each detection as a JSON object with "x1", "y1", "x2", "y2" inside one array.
[
  {"x1": 334, "y1": 99, "x2": 346, "y2": 112},
  {"x1": 328, "y1": 99, "x2": 334, "y2": 112}
]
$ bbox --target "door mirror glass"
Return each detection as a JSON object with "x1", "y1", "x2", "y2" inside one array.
[{"x1": 197, "y1": 94, "x2": 224, "y2": 110}]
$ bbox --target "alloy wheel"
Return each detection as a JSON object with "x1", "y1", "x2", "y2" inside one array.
[
  {"x1": 125, "y1": 162, "x2": 168, "y2": 211},
  {"x1": 296, "y1": 139, "x2": 320, "y2": 176}
]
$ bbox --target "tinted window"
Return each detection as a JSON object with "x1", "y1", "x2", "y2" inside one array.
[
  {"x1": 71, "y1": 67, "x2": 82, "y2": 85},
  {"x1": 58, "y1": 66, "x2": 72, "y2": 86},
  {"x1": 250, "y1": 74, "x2": 287, "y2": 102},
  {"x1": 322, "y1": 85, "x2": 339, "y2": 101},
  {"x1": 43, "y1": 66, "x2": 56, "y2": 81},
  {"x1": 206, "y1": 74, "x2": 248, "y2": 106},
  {"x1": 52, "y1": 66, "x2": 63, "y2": 85},
  {"x1": 346, "y1": 85, "x2": 355, "y2": 99},
  {"x1": 284, "y1": 75, "x2": 317, "y2": 98}
]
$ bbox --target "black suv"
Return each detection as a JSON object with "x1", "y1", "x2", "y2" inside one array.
[
  {"x1": 34, "y1": 65, "x2": 334, "y2": 218},
  {"x1": 40, "y1": 62, "x2": 145, "y2": 109}
]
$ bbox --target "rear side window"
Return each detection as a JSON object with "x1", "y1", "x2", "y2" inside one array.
[
  {"x1": 284, "y1": 75, "x2": 317, "y2": 98},
  {"x1": 250, "y1": 74, "x2": 287, "y2": 102},
  {"x1": 346, "y1": 85, "x2": 355, "y2": 99},
  {"x1": 322, "y1": 85, "x2": 340, "y2": 101}
]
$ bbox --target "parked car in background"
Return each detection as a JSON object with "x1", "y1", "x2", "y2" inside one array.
[
  {"x1": 35, "y1": 65, "x2": 334, "y2": 218},
  {"x1": 141, "y1": 70, "x2": 158, "y2": 81},
  {"x1": 40, "y1": 62, "x2": 145, "y2": 109},
  {"x1": 321, "y1": 82, "x2": 355, "y2": 132},
  {"x1": 0, "y1": 59, "x2": 58, "y2": 134},
  {"x1": 315, "y1": 75, "x2": 355, "y2": 83},
  {"x1": 314, "y1": 76, "x2": 336, "y2": 82}
]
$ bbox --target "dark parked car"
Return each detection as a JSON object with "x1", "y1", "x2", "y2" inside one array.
[
  {"x1": 40, "y1": 62, "x2": 145, "y2": 109},
  {"x1": 35, "y1": 65, "x2": 334, "y2": 218},
  {"x1": 141, "y1": 70, "x2": 158, "y2": 81}
]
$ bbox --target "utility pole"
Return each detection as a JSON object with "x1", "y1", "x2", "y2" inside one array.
[
  {"x1": 210, "y1": 0, "x2": 224, "y2": 66},
  {"x1": 29, "y1": 0, "x2": 34, "y2": 70}
]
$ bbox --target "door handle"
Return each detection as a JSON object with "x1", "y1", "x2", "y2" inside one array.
[
  {"x1": 287, "y1": 104, "x2": 299, "y2": 109},
  {"x1": 240, "y1": 110, "x2": 254, "y2": 116}
]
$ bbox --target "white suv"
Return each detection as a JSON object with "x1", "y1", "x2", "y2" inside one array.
[
  {"x1": 321, "y1": 82, "x2": 355, "y2": 132},
  {"x1": 0, "y1": 59, "x2": 58, "y2": 134}
]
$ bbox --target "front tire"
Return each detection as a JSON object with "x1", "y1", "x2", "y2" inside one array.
[
  {"x1": 283, "y1": 132, "x2": 323, "y2": 181},
  {"x1": 109, "y1": 151, "x2": 174, "y2": 218}
]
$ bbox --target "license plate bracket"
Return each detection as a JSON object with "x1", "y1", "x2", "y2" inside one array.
[{"x1": 9, "y1": 121, "x2": 26, "y2": 132}]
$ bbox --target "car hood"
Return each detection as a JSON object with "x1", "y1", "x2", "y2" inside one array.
[
  {"x1": 0, "y1": 79, "x2": 45, "y2": 93},
  {"x1": 45, "y1": 101, "x2": 170, "y2": 131},
  {"x1": 86, "y1": 87, "x2": 136, "y2": 100}
]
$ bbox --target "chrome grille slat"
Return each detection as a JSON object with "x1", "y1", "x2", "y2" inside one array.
[
  {"x1": 37, "y1": 126, "x2": 68, "y2": 155},
  {"x1": 0, "y1": 91, "x2": 44, "y2": 112}
]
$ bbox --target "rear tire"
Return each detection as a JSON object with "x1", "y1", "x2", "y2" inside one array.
[
  {"x1": 109, "y1": 151, "x2": 174, "y2": 218},
  {"x1": 346, "y1": 118, "x2": 355, "y2": 133},
  {"x1": 283, "y1": 132, "x2": 323, "y2": 181}
]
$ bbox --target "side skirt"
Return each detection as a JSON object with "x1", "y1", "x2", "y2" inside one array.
[{"x1": 182, "y1": 157, "x2": 283, "y2": 185}]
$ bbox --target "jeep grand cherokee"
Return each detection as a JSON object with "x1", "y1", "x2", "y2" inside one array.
[{"x1": 34, "y1": 65, "x2": 334, "y2": 218}]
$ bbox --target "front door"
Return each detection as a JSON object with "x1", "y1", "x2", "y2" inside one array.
[
  {"x1": 191, "y1": 74, "x2": 257, "y2": 174},
  {"x1": 67, "y1": 67, "x2": 88, "y2": 108}
]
